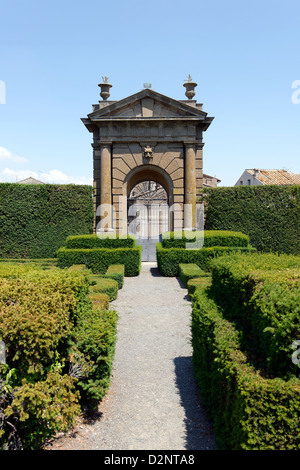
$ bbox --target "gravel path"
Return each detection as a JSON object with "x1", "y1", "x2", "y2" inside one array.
[{"x1": 47, "y1": 263, "x2": 217, "y2": 450}]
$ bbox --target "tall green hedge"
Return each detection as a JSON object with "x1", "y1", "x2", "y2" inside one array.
[
  {"x1": 0, "y1": 183, "x2": 93, "y2": 258},
  {"x1": 200, "y1": 185, "x2": 300, "y2": 255}
]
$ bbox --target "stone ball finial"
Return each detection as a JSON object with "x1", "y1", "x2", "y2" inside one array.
[
  {"x1": 98, "y1": 77, "x2": 112, "y2": 100},
  {"x1": 183, "y1": 75, "x2": 197, "y2": 100}
]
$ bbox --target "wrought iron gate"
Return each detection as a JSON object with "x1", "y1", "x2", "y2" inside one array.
[{"x1": 128, "y1": 181, "x2": 169, "y2": 261}]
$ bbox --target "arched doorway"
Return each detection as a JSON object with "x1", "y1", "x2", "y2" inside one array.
[
  {"x1": 124, "y1": 166, "x2": 173, "y2": 261},
  {"x1": 128, "y1": 180, "x2": 169, "y2": 241}
]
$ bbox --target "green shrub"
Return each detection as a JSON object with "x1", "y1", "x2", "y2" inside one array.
[
  {"x1": 96, "y1": 264, "x2": 125, "y2": 289},
  {"x1": 0, "y1": 258, "x2": 57, "y2": 268},
  {"x1": 0, "y1": 183, "x2": 93, "y2": 258},
  {"x1": 4, "y1": 371, "x2": 81, "y2": 450},
  {"x1": 179, "y1": 263, "x2": 207, "y2": 287},
  {"x1": 0, "y1": 261, "x2": 118, "y2": 448},
  {"x1": 0, "y1": 269, "x2": 90, "y2": 376},
  {"x1": 89, "y1": 292, "x2": 110, "y2": 310},
  {"x1": 201, "y1": 185, "x2": 300, "y2": 255},
  {"x1": 192, "y1": 289, "x2": 300, "y2": 450},
  {"x1": 209, "y1": 252, "x2": 300, "y2": 379},
  {"x1": 89, "y1": 278, "x2": 118, "y2": 301},
  {"x1": 72, "y1": 308, "x2": 118, "y2": 402},
  {"x1": 162, "y1": 230, "x2": 249, "y2": 248},
  {"x1": 65, "y1": 234, "x2": 136, "y2": 249},
  {"x1": 57, "y1": 246, "x2": 141, "y2": 276},
  {"x1": 187, "y1": 276, "x2": 212, "y2": 298},
  {"x1": 156, "y1": 242, "x2": 256, "y2": 276}
]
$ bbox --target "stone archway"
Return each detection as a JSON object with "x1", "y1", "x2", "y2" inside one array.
[
  {"x1": 127, "y1": 178, "x2": 169, "y2": 261},
  {"x1": 81, "y1": 82, "x2": 214, "y2": 242},
  {"x1": 124, "y1": 166, "x2": 173, "y2": 260},
  {"x1": 123, "y1": 164, "x2": 173, "y2": 236}
]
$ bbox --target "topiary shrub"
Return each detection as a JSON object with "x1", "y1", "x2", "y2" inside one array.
[
  {"x1": 57, "y1": 246, "x2": 141, "y2": 277},
  {"x1": 162, "y1": 230, "x2": 250, "y2": 248},
  {"x1": 179, "y1": 263, "x2": 208, "y2": 287},
  {"x1": 88, "y1": 292, "x2": 110, "y2": 311},
  {"x1": 0, "y1": 261, "x2": 118, "y2": 449},
  {"x1": 72, "y1": 308, "x2": 118, "y2": 402},
  {"x1": 156, "y1": 242, "x2": 256, "y2": 276},
  {"x1": 89, "y1": 278, "x2": 119, "y2": 301},
  {"x1": 187, "y1": 276, "x2": 212, "y2": 299},
  {"x1": 192, "y1": 288, "x2": 300, "y2": 450},
  {"x1": 65, "y1": 234, "x2": 136, "y2": 249}
]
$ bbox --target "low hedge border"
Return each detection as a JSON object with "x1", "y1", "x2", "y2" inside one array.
[
  {"x1": 192, "y1": 289, "x2": 300, "y2": 450},
  {"x1": 99, "y1": 264, "x2": 125, "y2": 289},
  {"x1": 209, "y1": 253, "x2": 300, "y2": 379},
  {"x1": 179, "y1": 263, "x2": 207, "y2": 287},
  {"x1": 187, "y1": 276, "x2": 212, "y2": 299},
  {"x1": 65, "y1": 234, "x2": 136, "y2": 249},
  {"x1": 57, "y1": 246, "x2": 141, "y2": 277},
  {"x1": 89, "y1": 292, "x2": 110, "y2": 310},
  {"x1": 89, "y1": 278, "x2": 119, "y2": 301},
  {"x1": 162, "y1": 230, "x2": 250, "y2": 249},
  {"x1": 156, "y1": 243, "x2": 256, "y2": 276}
]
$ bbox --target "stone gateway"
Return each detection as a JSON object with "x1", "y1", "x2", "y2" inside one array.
[{"x1": 82, "y1": 79, "x2": 213, "y2": 260}]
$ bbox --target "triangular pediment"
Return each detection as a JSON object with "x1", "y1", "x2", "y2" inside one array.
[{"x1": 87, "y1": 88, "x2": 208, "y2": 121}]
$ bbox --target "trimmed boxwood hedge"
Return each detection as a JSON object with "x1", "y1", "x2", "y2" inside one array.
[
  {"x1": 156, "y1": 243, "x2": 256, "y2": 276},
  {"x1": 89, "y1": 278, "x2": 119, "y2": 301},
  {"x1": 89, "y1": 292, "x2": 110, "y2": 310},
  {"x1": 187, "y1": 276, "x2": 212, "y2": 298},
  {"x1": 200, "y1": 185, "x2": 300, "y2": 255},
  {"x1": 72, "y1": 306, "x2": 118, "y2": 403},
  {"x1": 209, "y1": 252, "x2": 300, "y2": 379},
  {"x1": 179, "y1": 263, "x2": 207, "y2": 287},
  {"x1": 99, "y1": 264, "x2": 125, "y2": 289},
  {"x1": 162, "y1": 230, "x2": 249, "y2": 249},
  {"x1": 0, "y1": 183, "x2": 93, "y2": 259},
  {"x1": 192, "y1": 289, "x2": 300, "y2": 450},
  {"x1": 57, "y1": 246, "x2": 141, "y2": 277},
  {"x1": 65, "y1": 234, "x2": 136, "y2": 249}
]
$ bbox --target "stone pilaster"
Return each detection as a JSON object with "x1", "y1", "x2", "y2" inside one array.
[
  {"x1": 99, "y1": 142, "x2": 112, "y2": 231},
  {"x1": 184, "y1": 142, "x2": 197, "y2": 229}
]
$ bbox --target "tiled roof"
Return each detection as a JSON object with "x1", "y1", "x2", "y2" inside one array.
[
  {"x1": 17, "y1": 176, "x2": 45, "y2": 184},
  {"x1": 247, "y1": 169, "x2": 300, "y2": 185}
]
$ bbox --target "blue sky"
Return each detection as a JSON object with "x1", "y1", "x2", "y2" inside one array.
[{"x1": 0, "y1": 0, "x2": 299, "y2": 186}]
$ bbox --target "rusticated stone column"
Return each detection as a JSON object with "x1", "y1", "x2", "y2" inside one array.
[
  {"x1": 184, "y1": 143, "x2": 197, "y2": 229},
  {"x1": 99, "y1": 142, "x2": 112, "y2": 230}
]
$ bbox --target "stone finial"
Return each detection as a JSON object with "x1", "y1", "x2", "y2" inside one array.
[
  {"x1": 98, "y1": 77, "x2": 112, "y2": 100},
  {"x1": 183, "y1": 75, "x2": 197, "y2": 100}
]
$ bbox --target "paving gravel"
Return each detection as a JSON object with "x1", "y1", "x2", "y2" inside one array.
[{"x1": 46, "y1": 262, "x2": 217, "y2": 451}]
